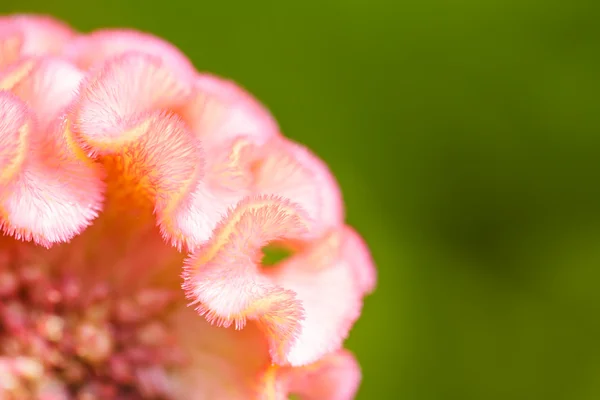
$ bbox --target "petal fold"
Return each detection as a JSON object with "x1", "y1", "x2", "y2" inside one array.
[
  {"x1": 184, "y1": 195, "x2": 311, "y2": 364},
  {"x1": 0, "y1": 96, "x2": 104, "y2": 246},
  {"x1": 256, "y1": 350, "x2": 361, "y2": 400},
  {"x1": 74, "y1": 52, "x2": 192, "y2": 151},
  {"x1": 267, "y1": 227, "x2": 373, "y2": 366}
]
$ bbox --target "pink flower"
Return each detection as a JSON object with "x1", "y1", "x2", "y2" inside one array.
[{"x1": 0, "y1": 14, "x2": 376, "y2": 399}]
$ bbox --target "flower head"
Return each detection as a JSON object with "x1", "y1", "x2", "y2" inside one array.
[{"x1": 0, "y1": 14, "x2": 376, "y2": 399}]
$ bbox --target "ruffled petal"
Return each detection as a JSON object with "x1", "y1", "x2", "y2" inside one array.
[
  {"x1": 267, "y1": 226, "x2": 373, "y2": 366},
  {"x1": 179, "y1": 74, "x2": 279, "y2": 147},
  {"x1": 63, "y1": 28, "x2": 196, "y2": 80},
  {"x1": 184, "y1": 193, "x2": 374, "y2": 366},
  {"x1": 0, "y1": 27, "x2": 22, "y2": 69},
  {"x1": 169, "y1": 306, "x2": 271, "y2": 400},
  {"x1": 183, "y1": 195, "x2": 311, "y2": 364},
  {"x1": 0, "y1": 92, "x2": 104, "y2": 247},
  {"x1": 74, "y1": 52, "x2": 192, "y2": 151}
]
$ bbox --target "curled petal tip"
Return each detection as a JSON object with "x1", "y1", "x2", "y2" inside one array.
[{"x1": 183, "y1": 195, "x2": 312, "y2": 363}]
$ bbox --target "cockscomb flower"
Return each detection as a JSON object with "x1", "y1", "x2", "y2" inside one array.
[{"x1": 0, "y1": 14, "x2": 376, "y2": 399}]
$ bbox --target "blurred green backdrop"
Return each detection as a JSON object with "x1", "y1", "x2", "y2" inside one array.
[{"x1": 2, "y1": 0, "x2": 600, "y2": 399}]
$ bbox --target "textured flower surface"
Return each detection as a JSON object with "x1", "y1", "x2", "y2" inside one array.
[{"x1": 0, "y1": 14, "x2": 376, "y2": 399}]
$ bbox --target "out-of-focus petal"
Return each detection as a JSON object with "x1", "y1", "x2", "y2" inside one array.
[
  {"x1": 342, "y1": 226, "x2": 377, "y2": 295},
  {"x1": 0, "y1": 29, "x2": 22, "y2": 69},
  {"x1": 282, "y1": 350, "x2": 361, "y2": 400},
  {"x1": 184, "y1": 195, "x2": 311, "y2": 364},
  {"x1": 169, "y1": 306, "x2": 271, "y2": 400},
  {"x1": 0, "y1": 14, "x2": 73, "y2": 68},
  {"x1": 179, "y1": 74, "x2": 279, "y2": 147},
  {"x1": 73, "y1": 52, "x2": 254, "y2": 250},
  {"x1": 64, "y1": 28, "x2": 196, "y2": 80}
]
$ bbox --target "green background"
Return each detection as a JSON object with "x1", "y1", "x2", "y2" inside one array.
[{"x1": 3, "y1": 1, "x2": 600, "y2": 398}]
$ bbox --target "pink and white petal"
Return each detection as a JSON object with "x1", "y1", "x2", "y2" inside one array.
[
  {"x1": 12, "y1": 57, "x2": 84, "y2": 129},
  {"x1": 245, "y1": 137, "x2": 344, "y2": 235},
  {"x1": 183, "y1": 195, "x2": 312, "y2": 364},
  {"x1": 64, "y1": 29, "x2": 196, "y2": 80},
  {"x1": 1, "y1": 114, "x2": 105, "y2": 247},
  {"x1": 0, "y1": 91, "x2": 30, "y2": 186},
  {"x1": 74, "y1": 52, "x2": 192, "y2": 151},
  {"x1": 267, "y1": 229, "x2": 364, "y2": 366},
  {"x1": 169, "y1": 307, "x2": 271, "y2": 400},
  {"x1": 0, "y1": 14, "x2": 73, "y2": 61},
  {"x1": 179, "y1": 74, "x2": 279, "y2": 146},
  {"x1": 284, "y1": 140, "x2": 345, "y2": 228},
  {"x1": 284, "y1": 350, "x2": 361, "y2": 400},
  {"x1": 160, "y1": 178, "x2": 246, "y2": 250}
]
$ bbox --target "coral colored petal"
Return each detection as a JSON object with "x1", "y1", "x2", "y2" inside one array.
[
  {"x1": 12, "y1": 57, "x2": 84, "y2": 129},
  {"x1": 0, "y1": 92, "x2": 29, "y2": 186},
  {"x1": 64, "y1": 29, "x2": 196, "y2": 80},
  {"x1": 268, "y1": 228, "x2": 367, "y2": 366},
  {"x1": 285, "y1": 350, "x2": 361, "y2": 400},
  {"x1": 1, "y1": 115, "x2": 104, "y2": 247},
  {"x1": 74, "y1": 52, "x2": 192, "y2": 150},
  {"x1": 179, "y1": 74, "x2": 279, "y2": 146},
  {"x1": 169, "y1": 307, "x2": 271, "y2": 400},
  {"x1": 183, "y1": 195, "x2": 312, "y2": 364}
]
